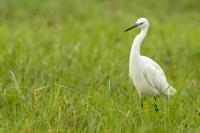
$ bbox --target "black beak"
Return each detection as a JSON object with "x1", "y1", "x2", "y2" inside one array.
[{"x1": 124, "y1": 22, "x2": 143, "y2": 32}]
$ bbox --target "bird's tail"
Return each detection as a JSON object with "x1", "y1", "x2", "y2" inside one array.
[{"x1": 167, "y1": 86, "x2": 177, "y2": 96}]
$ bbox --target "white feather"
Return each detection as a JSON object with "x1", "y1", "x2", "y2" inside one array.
[{"x1": 128, "y1": 18, "x2": 176, "y2": 98}]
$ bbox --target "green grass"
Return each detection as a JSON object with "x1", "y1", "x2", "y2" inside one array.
[{"x1": 0, "y1": 0, "x2": 200, "y2": 132}]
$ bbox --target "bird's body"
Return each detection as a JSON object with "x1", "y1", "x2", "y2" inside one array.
[
  {"x1": 130, "y1": 55, "x2": 173, "y2": 97},
  {"x1": 125, "y1": 18, "x2": 176, "y2": 109}
]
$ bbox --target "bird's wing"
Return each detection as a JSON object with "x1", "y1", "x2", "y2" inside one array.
[
  {"x1": 142, "y1": 57, "x2": 169, "y2": 95},
  {"x1": 142, "y1": 56, "x2": 165, "y2": 77}
]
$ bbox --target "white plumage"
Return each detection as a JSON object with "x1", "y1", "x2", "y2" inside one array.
[{"x1": 125, "y1": 18, "x2": 176, "y2": 110}]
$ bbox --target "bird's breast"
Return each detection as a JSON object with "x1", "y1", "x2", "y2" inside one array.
[
  {"x1": 129, "y1": 59, "x2": 144, "y2": 85},
  {"x1": 129, "y1": 59, "x2": 151, "y2": 96}
]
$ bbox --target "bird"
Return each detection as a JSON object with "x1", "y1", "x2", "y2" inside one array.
[{"x1": 125, "y1": 18, "x2": 176, "y2": 111}]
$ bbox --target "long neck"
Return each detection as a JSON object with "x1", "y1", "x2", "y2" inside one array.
[{"x1": 130, "y1": 27, "x2": 148, "y2": 58}]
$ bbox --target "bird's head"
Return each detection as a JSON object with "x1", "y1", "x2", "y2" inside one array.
[{"x1": 125, "y1": 18, "x2": 149, "y2": 32}]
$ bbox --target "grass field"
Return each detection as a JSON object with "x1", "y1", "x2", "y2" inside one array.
[{"x1": 0, "y1": 0, "x2": 200, "y2": 132}]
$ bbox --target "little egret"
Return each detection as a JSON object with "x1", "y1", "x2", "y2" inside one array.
[{"x1": 125, "y1": 18, "x2": 176, "y2": 111}]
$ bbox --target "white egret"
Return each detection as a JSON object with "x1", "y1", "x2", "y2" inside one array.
[{"x1": 125, "y1": 18, "x2": 176, "y2": 111}]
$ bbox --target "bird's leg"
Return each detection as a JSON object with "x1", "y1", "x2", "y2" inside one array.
[
  {"x1": 154, "y1": 97, "x2": 158, "y2": 111},
  {"x1": 141, "y1": 97, "x2": 144, "y2": 108}
]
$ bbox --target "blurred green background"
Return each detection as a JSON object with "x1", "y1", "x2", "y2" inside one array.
[{"x1": 0, "y1": 0, "x2": 200, "y2": 132}]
